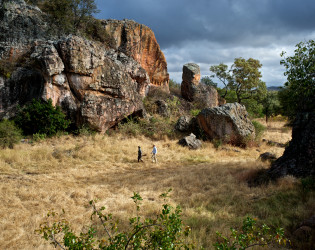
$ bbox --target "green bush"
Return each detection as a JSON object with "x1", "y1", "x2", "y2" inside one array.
[
  {"x1": 214, "y1": 217, "x2": 289, "y2": 249},
  {"x1": 0, "y1": 119, "x2": 22, "y2": 149},
  {"x1": 32, "y1": 133, "x2": 47, "y2": 142},
  {"x1": 14, "y1": 99, "x2": 70, "y2": 136},
  {"x1": 118, "y1": 116, "x2": 177, "y2": 140},
  {"x1": 37, "y1": 191, "x2": 194, "y2": 249},
  {"x1": 190, "y1": 109, "x2": 201, "y2": 117},
  {"x1": 252, "y1": 120, "x2": 266, "y2": 141}
]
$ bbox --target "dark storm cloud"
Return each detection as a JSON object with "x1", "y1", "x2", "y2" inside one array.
[{"x1": 95, "y1": 0, "x2": 315, "y2": 86}]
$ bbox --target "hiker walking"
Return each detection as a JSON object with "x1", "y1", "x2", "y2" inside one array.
[
  {"x1": 138, "y1": 146, "x2": 143, "y2": 162},
  {"x1": 151, "y1": 145, "x2": 157, "y2": 163}
]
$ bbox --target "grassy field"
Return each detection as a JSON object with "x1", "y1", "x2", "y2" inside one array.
[{"x1": 0, "y1": 120, "x2": 314, "y2": 249}]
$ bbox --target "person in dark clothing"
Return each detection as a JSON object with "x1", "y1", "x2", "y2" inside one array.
[{"x1": 138, "y1": 146, "x2": 143, "y2": 162}]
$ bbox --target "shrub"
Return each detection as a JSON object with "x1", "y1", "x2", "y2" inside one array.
[
  {"x1": 0, "y1": 119, "x2": 22, "y2": 149},
  {"x1": 190, "y1": 109, "x2": 201, "y2": 117},
  {"x1": 214, "y1": 216, "x2": 289, "y2": 249},
  {"x1": 14, "y1": 99, "x2": 70, "y2": 136},
  {"x1": 252, "y1": 120, "x2": 266, "y2": 141},
  {"x1": 118, "y1": 116, "x2": 177, "y2": 140},
  {"x1": 32, "y1": 133, "x2": 46, "y2": 142},
  {"x1": 0, "y1": 58, "x2": 16, "y2": 79},
  {"x1": 37, "y1": 191, "x2": 194, "y2": 249}
]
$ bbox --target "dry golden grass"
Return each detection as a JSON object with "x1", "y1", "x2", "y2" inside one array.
[{"x1": 0, "y1": 121, "x2": 313, "y2": 249}]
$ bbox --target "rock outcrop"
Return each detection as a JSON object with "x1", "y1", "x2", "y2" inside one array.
[
  {"x1": 197, "y1": 103, "x2": 255, "y2": 146},
  {"x1": 0, "y1": 0, "x2": 169, "y2": 132},
  {"x1": 155, "y1": 100, "x2": 169, "y2": 117},
  {"x1": 0, "y1": 35, "x2": 150, "y2": 132},
  {"x1": 175, "y1": 116, "x2": 192, "y2": 132},
  {"x1": 268, "y1": 112, "x2": 315, "y2": 179},
  {"x1": 178, "y1": 133, "x2": 202, "y2": 150},
  {"x1": 181, "y1": 63, "x2": 220, "y2": 108},
  {"x1": 103, "y1": 19, "x2": 169, "y2": 91}
]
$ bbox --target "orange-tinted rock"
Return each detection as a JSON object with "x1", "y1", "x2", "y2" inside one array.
[{"x1": 102, "y1": 19, "x2": 169, "y2": 91}]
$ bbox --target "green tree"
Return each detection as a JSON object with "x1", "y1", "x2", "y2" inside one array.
[
  {"x1": 14, "y1": 99, "x2": 70, "y2": 136},
  {"x1": 41, "y1": 0, "x2": 99, "y2": 35},
  {"x1": 280, "y1": 40, "x2": 315, "y2": 119},
  {"x1": 201, "y1": 76, "x2": 217, "y2": 88},
  {"x1": 262, "y1": 91, "x2": 281, "y2": 123},
  {"x1": 209, "y1": 63, "x2": 233, "y2": 98},
  {"x1": 231, "y1": 58, "x2": 267, "y2": 104}
]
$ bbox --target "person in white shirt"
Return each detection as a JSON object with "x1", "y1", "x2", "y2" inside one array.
[{"x1": 151, "y1": 145, "x2": 157, "y2": 163}]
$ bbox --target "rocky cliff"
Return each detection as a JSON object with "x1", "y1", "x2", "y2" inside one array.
[
  {"x1": 0, "y1": 0, "x2": 168, "y2": 132},
  {"x1": 102, "y1": 19, "x2": 169, "y2": 91}
]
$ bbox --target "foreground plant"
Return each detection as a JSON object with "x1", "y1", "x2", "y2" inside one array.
[
  {"x1": 214, "y1": 217, "x2": 289, "y2": 250},
  {"x1": 36, "y1": 190, "x2": 194, "y2": 249}
]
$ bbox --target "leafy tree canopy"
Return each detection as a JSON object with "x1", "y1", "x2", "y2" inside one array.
[
  {"x1": 39, "y1": 0, "x2": 99, "y2": 35},
  {"x1": 280, "y1": 40, "x2": 315, "y2": 118},
  {"x1": 209, "y1": 63, "x2": 233, "y2": 98},
  {"x1": 201, "y1": 76, "x2": 217, "y2": 88},
  {"x1": 231, "y1": 57, "x2": 267, "y2": 104}
]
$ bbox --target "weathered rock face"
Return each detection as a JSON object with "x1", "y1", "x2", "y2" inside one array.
[
  {"x1": 0, "y1": 35, "x2": 150, "y2": 132},
  {"x1": 181, "y1": 63, "x2": 200, "y2": 101},
  {"x1": 197, "y1": 103, "x2": 255, "y2": 146},
  {"x1": 268, "y1": 112, "x2": 315, "y2": 179},
  {"x1": 0, "y1": 0, "x2": 169, "y2": 132},
  {"x1": 0, "y1": 0, "x2": 48, "y2": 47},
  {"x1": 181, "y1": 63, "x2": 220, "y2": 108},
  {"x1": 102, "y1": 19, "x2": 169, "y2": 91},
  {"x1": 155, "y1": 100, "x2": 169, "y2": 117},
  {"x1": 175, "y1": 116, "x2": 192, "y2": 132}
]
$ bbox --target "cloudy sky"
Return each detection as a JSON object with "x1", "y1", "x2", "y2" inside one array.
[{"x1": 95, "y1": 0, "x2": 315, "y2": 87}]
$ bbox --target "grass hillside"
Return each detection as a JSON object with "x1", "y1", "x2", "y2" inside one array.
[{"x1": 1, "y1": 119, "x2": 314, "y2": 249}]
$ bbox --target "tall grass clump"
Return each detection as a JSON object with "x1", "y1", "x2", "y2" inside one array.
[
  {"x1": 252, "y1": 120, "x2": 266, "y2": 141},
  {"x1": 0, "y1": 119, "x2": 22, "y2": 148}
]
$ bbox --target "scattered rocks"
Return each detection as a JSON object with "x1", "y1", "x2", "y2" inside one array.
[
  {"x1": 178, "y1": 133, "x2": 202, "y2": 150},
  {"x1": 262, "y1": 139, "x2": 286, "y2": 148}
]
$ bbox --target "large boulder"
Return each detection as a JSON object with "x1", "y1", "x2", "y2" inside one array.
[
  {"x1": 103, "y1": 19, "x2": 169, "y2": 91},
  {"x1": 268, "y1": 112, "x2": 315, "y2": 179},
  {"x1": 197, "y1": 102, "x2": 255, "y2": 146},
  {"x1": 181, "y1": 63, "x2": 220, "y2": 108},
  {"x1": 178, "y1": 133, "x2": 202, "y2": 150}
]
